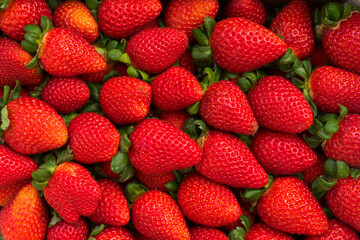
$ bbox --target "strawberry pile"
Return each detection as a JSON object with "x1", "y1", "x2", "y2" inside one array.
[{"x1": 0, "y1": 0, "x2": 360, "y2": 239}]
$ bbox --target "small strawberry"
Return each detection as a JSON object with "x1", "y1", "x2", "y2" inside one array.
[
  {"x1": 47, "y1": 217, "x2": 89, "y2": 240},
  {"x1": 305, "y1": 218, "x2": 359, "y2": 240},
  {"x1": 244, "y1": 223, "x2": 295, "y2": 240},
  {"x1": 91, "y1": 226, "x2": 135, "y2": 240},
  {"x1": 178, "y1": 51, "x2": 197, "y2": 75},
  {"x1": 190, "y1": 226, "x2": 228, "y2": 240},
  {"x1": 159, "y1": 111, "x2": 191, "y2": 129},
  {"x1": 302, "y1": 152, "x2": 326, "y2": 185},
  {"x1": 225, "y1": 0, "x2": 267, "y2": 25},
  {"x1": 309, "y1": 44, "x2": 332, "y2": 67},
  {"x1": 135, "y1": 170, "x2": 176, "y2": 192},
  {"x1": 0, "y1": 179, "x2": 30, "y2": 207}
]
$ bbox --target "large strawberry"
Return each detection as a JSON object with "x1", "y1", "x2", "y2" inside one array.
[
  {"x1": 47, "y1": 217, "x2": 89, "y2": 240},
  {"x1": 225, "y1": 0, "x2": 267, "y2": 25},
  {"x1": 244, "y1": 223, "x2": 295, "y2": 240},
  {"x1": 0, "y1": 179, "x2": 30, "y2": 207},
  {"x1": 190, "y1": 227, "x2": 228, "y2": 240},
  {"x1": 91, "y1": 227, "x2": 135, "y2": 240},
  {"x1": 305, "y1": 218, "x2": 359, "y2": 240},
  {"x1": 210, "y1": 17, "x2": 288, "y2": 73}
]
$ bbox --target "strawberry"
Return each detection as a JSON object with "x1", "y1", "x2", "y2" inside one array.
[
  {"x1": 0, "y1": 179, "x2": 30, "y2": 207},
  {"x1": 251, "y1": 129, "x2": 318, "y2": 175},
  {"x1": 0, "y1": 87, "x2": 29, "y2": 98},
  {"x1": 132, "y1": 190, "x2": 190, "y2": 240},
  {"x1": 47, "y1": 217, "x2": 89, "y2": 240},
  {"x1": 159, "y1": 111, "x2": 191, "y2": 129},
  {"x1": 41, "y1": 77, "x2": 90, "y2": 114},
  {"x1": 99, "y1": 161, "x2": 120, "y2": 179},
  {"x1": 244, "y1": 223, "x2": 295, "y2": 240},
  {"x1": 270, "y1": 0, "x2": 314, "y2": 60},
  {"x1": 0, "y1": 0, "x2": 52, "y2": 41},
  {"x1": 99, "y1": 76, "x2": 151, "y2": 125},
  {"x1": 177, "y1": 172, "x2": 242, "y2": 227},
  {"x1": 88, "y1": 179, "x2": 130, "y2": 227},
  {"x1": 43, "y1": 162, "x2": 101, "y2": 223},
  {"x1": 302, "y1": 152, "x2": 326, "y2": 185},
  {"x1": 0, "y1": 184, "x2": 49, "y2": 240},
  {"x1": 225, "y1": 0, "x2": 267, "y2": 26},
  {"x1": 323, "y1": 114, "x2": 360, "y2": 167},
  {"x1": 91, "y1": 226, "x2": 135, "y2": 240},
  {"x1": 128, "y1": 119, "x2": 202, "y2": 174},
  {"x1": 190, "y1": 226, "x2": 228, "y2": 240},
  {"x1": 196, "y1": 129, "x2": 268, "y2": 188},
  {"x1": 126, "y1": 28, "x2": 189, "y2": 74},
  {"x1": 3, "y1": 97, "x2": 68, "y2": 155},
  {"x1": 178, "y1": 51, "x2": 197, "y2": 75},
  {"x1": 223, "y1": 205, "x2": 255, "y2": 232},
  {"x1": 68, "y1": 112, "x2": 120, "y2": 164},
  {"x1": 305, "y1": 218, "x2": 359, "y2": 240},
  {"x1": 309, "y1": 66, "x2": 360, "y2": 114},
  {"x1": 199, "y1": 81, "x2": 258, "y2": 135},
  {"x1": 248, "y1": 76, "x2": 313, "y2": 133},
  {"x1": 326, "y1": 177, "x2": 360, "y2": 231},
  {"x1": 257, "y1": 176, "x2": 328, "y2": 235},
  {"x1": 309, "y1": 44, "x2": 332, "y2": 67},
  {"x1": 135, "y1": 170, "x2": 176, "y2": 192},
  {"x1": 151, "y1": 66, "x2": 203, "y2": 111},
  {"x1": 210, "y1": 17, "x2": 288, "y2": 73},
  {"x1": 164, "y1": 0, "x2": 219, "y2": 41},
  {"x1": 0, "y1": 37, "x2": 43, "y2": 87},
  {"x1": 53, "y1": 0, "x2": 99, "y2": 43}
]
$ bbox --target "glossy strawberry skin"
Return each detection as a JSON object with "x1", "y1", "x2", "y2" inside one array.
[
  {"x1": 53, "y1": 0, "x2": 99, "y2": 43},
  {"x1": 0, "y1": 37, "x2": 43, "y2": 87},
  {"x1": 0, "y1": 184, "x2": 49, "y2": 240},
  {"x1": 68, "y1": 112, "x2": 120, "y2": 164},
  {"x1": 302, "y1": 152, "x2": 326, "y2": 186},
  {"x1": 47, "y1": 217, "x2": 89, "y2": 240},
  {"x1": 99, "y1": 76, "x2": 152, "y2": 125},
  {"x1": 196, "y1": 129, "x2": 268, "y2": 188},
  {"x1": 200, "y1": 81, "x2": 258, "y2": 135},
  {"x1": 93, "y1": 227, "x2": 135, "y2": 240},
  {"x1": 4, "y1": 97, "x2": 68, "y2": 155},
  {"x1": 159, "y1": 111, "x2": 190, "y2": 129},
  {"x1": 248, "y1": 76, "x2": 313, "y2": 133},
  {"x1": 0, "y1": 0, "x2": 52, "y2": 41},
  {"x1": 126, "y1": 28, "x2": 188, "y2": 74},
  {"x1": 309, "y1": 66, "x2": 360, "y2": 114},
  {"x1": 225, "y1": 0, "x2": 267, "y2": 25},
  {"x1": 305, "y1": 218, "x2": 359, "y2": 240},
  {"x1": 128, "y1": 119, "x2": 202, "y2": 174},
  {"x1": 44, "y1": 162, "x2": 101, "y2": 223},
  {"x1": 132, "y1": 190, "x2": 190, "y2": 240},
  {"x1": 135, "y1": 170, "x2": 176, "y2": 192},
  {"x1": 210, "y1": 17, "x2": 288, "y2": 73},
  {"x1": 257, "y1": 177, "x2": 328, "y2": 235},
  {"x1": 151, "y1": 66, "x2": 203, "y2": 111},
  {"x1": 244, "y1": 223, "x2": 295, "y2": 240},
  {"x1": 190, "y1": 227, "x2": 228, "y2": 240},
  {"x1": 177, "y1": 172, "x2": 242, "y2": 227},
  {"x1": 0, "y1": 179, "x2": 30, "y2": 207},
  {"x1": 178, "y1": 51, "x2": 197, "y2": 75}
]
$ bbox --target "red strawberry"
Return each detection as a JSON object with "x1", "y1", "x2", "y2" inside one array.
[
  {"x1": 302, "y1": 152, "x2": 326, "y2": 185},
  {"x1": 257, "y1": 176, "x2": 328, "y2": 235},
  {"x1": 99, "y1": 76, "x2": 151, "y2": 125},
  {"x1": 309, "y1": 44, "x2": 332, "y2": 67},
  {"x1": 210, "y1": 17, "x2": 288, "y2": 73},
  {"x1": 126, "y1": 28, "x2": 189, "y2": 74},
  {"x1": 244, "y1": 223, "x2": 295, "y2": 240},
  {"x1": 132, "y1": 190, "x2": 190, "y2": 240},
  {"x1": 200, "y1": 81, "x2": 258, "y2": 135},
  {"x1": 196, "y1": 129, "x2": 268, "y2": 188},
  {"x1": 0, "y1": 37, "x2": 43, "y2": 87},
  {"x1": 248, "y1": 76, "x2": 313, "y2": 133},
  {"x1": 43, "y1": 162, "x2": 101, "y2": 223},
  {"x1": 128, "y1": 119, "x2": 202, "y2": 174},
  {"x1": 0, "y1": 184, "x2": 49, "y2": 240},
  {"x1": 190, "y1": 226, "x2": 228, "y2": 240},
  {"x1": 309, "y1": 66, "x2": 360, "y2": 114},
  {"x1": 99, "y1": 161, "x2": 120, "y2": 179},
  {"x1": 0, "y1": 0, "x2": 52, "y2": 41},
  {"x1": 53, "y1": 0, "x2": 99, "y2": 43},
  {"x1": 225, "y1": 0, "x2": 267, "y2": 26},
  {"x1": 135, "y1": 170, "x2": 176, "y2": 192},
  {"x1": 47, "y1": 217, "x2": 89, "y2": 240},
  {"x1": 0, "y1": 179, "x2": 30, "y2": 207},
  {"x1": 41, "y1": 77, "x2": 90, "y2": 114},
  {"x1": 270, "y1": 0, "x2": 314, "y2": 59},
  {"x1": 92, "y1": 227, "x2": 135, "y2": 240},
  {"x1": 178, "y1": 51, "x2": 197, "y2": 75},
  {"x1": 305, "y1": 218, "x2": 359, "y2": 240},
  {"x1": 159, "y1": 111, "x2": 191, "y2": 129},
  {"x1": 223, "y1": 205, "x2": 255, "y2": 232},
  {"x1": 3, "y1": 97, "x2": 68, "y2": 155},
  {"x1": 151, "y1": 66, "x2": 203, "y2": 111},
  {"x1": 68, "y1": 112, "x2": 120, "y2": 164},
  {"x1": 98, "y1": 0, "x2": 162, "y2": 39},
  {"x1": 177, "y1": 172, "x2": 242, "y2": 227}
]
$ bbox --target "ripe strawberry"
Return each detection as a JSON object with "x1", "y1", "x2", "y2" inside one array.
[
  {"x1": 0, "y1": 37, "x2": 43, "y2": 87},
  {"x1": 178, "y1": 51, "x2": 197, "y2": 75},
  {"x1": 177, "y1": 172, "x2": 242, "y2": 227},
  {"x1": 210, "y1": 17, "x2": 288, "y2": 73},
  {"x1": 190, "y1": 226, "x2": 228, "y2": 240},
  {"x1": 68, "y1": 112, "x2": 120, "y2": 164},
  {"x1": 196, "y1": 129, "x2": 268, "y2": 188},
  {"x1": 126, "y1": 28, "x2": 189, "y2": 74},
  {"x1": 223, "y1": 205, "x2": 255, "y2": 232},
  {"x1": 200, "y1": 81, "x2": 258, "y2": 135},
  {"x1": 92, "y1": 226, "x2": 135, "y2": 240},
  {"x1": 132, "y1": 190, "x2": 190, "y2": 240},
  {"x1": 302, "y1": 152, "x2": 326, "y2": 185},
  {"x1": 89, "y1": 179, "x2": 130, "y2": 227},
  {"x1": 323, "y1": 114, "x2": 360, "y2": 167},
  {"x1": 257, "y1": 176, "x2": 328, "y2": 235},
  {"x1": 309, "y1": 44, "x2": 332, "y2": 67},
  {"x1": 225, "y1": 0, "x2": 267, "y2": 26},
  {"x1": 0, "y1": 179, "x2": 30, "y2": 207},
  {"x1": 270, "y1": 0, "x2": 314, "y2": 59},
  {"x1": 0, "y1": 0, "x2": 52, "y2": 41},
  {"x1": 3, "y1": 97, "x2": 68, "y2": 155},
  {"x1": 248, "y1": 76, "x2": 313, "y2": 133},
  {"x1": 244, "y1": 223, "x2": 295, "y2": 240},
  {"x1": 305, "y1": 218, "x2": 359, "y2": 240},
  {"x1": 159, "y1": 111, "x2": 191, "y2": 129},
  {"x1": 99, "y1": 76, "x2": 151, "y2": 125},
  {"x1": 47, "y1": 217, "x2": 89, "y2": 240},
  {"x1": 128, "y1": 119, "x2": 202, "y2": 174},
  {"x1": 53, "y1": 0, "x2": 99, "y2": 43},
  {"x1": 309, "y1": 66, "x2": 360, "y2": 114},
  {"x1": 151, "y1": 66, "x2": 203, "y2": 111},
  {"x1": 43, "y1": 162, "x2": 101, "y2": 223},
  {"x1": 0, "y1": 184, "x2": 49, "y2": 240},
  {"x1": 164, "y1": 0, "x2": 219, "y2": 41},
  {"x1": 41, "y1": 77, "x2": 90, "y2": 114},
  {"x1": 135, "y1": 170, "x2": 176, "y2": 192},
  {"x1": 99, "y1": 161, "x2": 120, "y2": 179}
]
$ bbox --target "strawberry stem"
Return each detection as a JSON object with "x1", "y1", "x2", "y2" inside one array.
[{"x1": 124, "y1": 182, "x2": 148, "y2": 203}]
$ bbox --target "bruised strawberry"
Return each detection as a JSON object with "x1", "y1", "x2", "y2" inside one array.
[
  {"x1": 135, "y1": 170, "x2": 176, "y2": 192},
  {"x1": 305, "y1": 218, "x2": 359, "y2": 240},
  {"x1": 92, "y1": 227, "x2": 135, "y2": 240},
  {"x1": 47, "y1": 217, "x2": 89, "y2": 240},
  {"x1": 225, "y1": 0, "x2": 267, "y2": 25},
  {"x1": 0, "y1": 179, "x2": 30, "y2": 207},
  {"x1": 159, "y1": 111, "x2": 191, "y2": 129},
  {"x1": 190, "y1": 227, "x2": 228, "y2": 240},
  {"x1": 244, "y1": 223, "x2": 295, "y2": 240}
]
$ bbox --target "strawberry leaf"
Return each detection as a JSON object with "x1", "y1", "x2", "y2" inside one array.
[
  {"x1": 23, "y1": 24, "x2": 42, "y2": 36},
  {"x1": 124, "y1": 182, "x2": 148, "y2": 203},
  {"x1": 85, "y1": 0, "x2": 99, "y2": 10},
  {"x1": 187, "y1": 101, "x2": 200, "y2": 116},
  {"x1": 31, "y1": 180, "x2": 48, "y2": 191},
  {"x1": 1, "y1": 106, "x2": 10, "y2": 131},
  {"x1": 165, "y1": 181, "x2": 179, "y2": 193},
  {"x1": 25, "y1": 55, "x2": 39, "y2": 69},
  {"x1": 7, "y1": 81, "x2": 21, "y2": 103},
  {"x1": 47, "y1": 0, "x2": 61, "y2": 10},
  {"x1": 79, "y1": 102, "x2": 103, "y2": 114},
  {"x1": 310, "y1": 176, "x2": 337, "y2": 199},
  {"x1": 48, "y1": 210, "x2": 62, "y2": 227},
  {"x1": 193, "y1": 28, "x2": 209, "y2": 46},
  {"x1": 324, "y1": 119, "x2": 339, "y2": 134},
  {"x1": 120, "y1": 133, "x2": 131, "y2": 154},
  {"x1": 32, "y1": 170, "x2": 52, "y2": 182},
  {"x1": 338, "y1": 105, "x2": 348, "y2": 121},
  {"x1": 90, "y1": 224, "x2": 105, "y2": 237},
  {"x1": 40, "y1": 16, "x2": 53, "y2": 34},
  {"x1": 240, "y1": 215, "x2": 252, "y2": 232},
  {"x1": 324, "y1": 159, "x2": 350, "y2": 179},
  {"x1": 1, "y1": 85, "x2": 10, "y2": 107},
  {"x1": 204, "y1": 17, "x2": 216, "y2": 38},
  {"x1": 56, "y1": 146, "x2": 73, "y2": 165},
  {"x1": 228, "y1": 227, "x2": 246, "y2": 240},
  {"x1": 0, "y1": 0, "x2": 10, "y2": 9},
  {"x1": 118, "y1": 163, "x2": 135, "y2": 182},
  {"x1": 350, "y1": 169, "x2": 360, "y2": 180},
  {"x1": 111, "y1": 151, "x2": 129, "y2": 174}
]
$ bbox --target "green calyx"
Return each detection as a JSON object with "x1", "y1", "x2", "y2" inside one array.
[
  {"x1": 223, "y1": 69, "x2": 266, "y2": 94},
  {"x1": 241, "y1": 175, "x2": 274, "y2": 203},
  {"x1": 124, "y1": 182, "x2": 149, "y2": 203},
  {"x1": 0, "y1": 0, "x2": 10, "y2": 10},
  {"x1": 165, "y1": 170, "x2": 185, "y2": 200},
  {"x1": 89, "y1": 224, "x2": 105, "y2": 239},
  {"x1": 48, "y1": 210, "x2": 62, "y2": 227},
  {"x1": 85, "y1": 0, "x2": 100, "y2": 20},
  {"x1": 183, "y1": 118, "x2": 207, "y2": 140},
  {"x1": 228, "y1": 215, "x2": 253, "y2": 240},
  {"x1": 0, "y1": 81, "x2": 22, "y2": 131}
]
